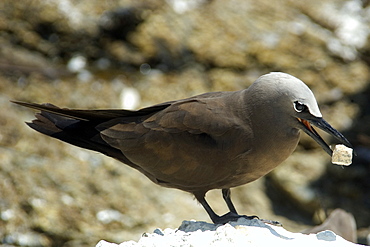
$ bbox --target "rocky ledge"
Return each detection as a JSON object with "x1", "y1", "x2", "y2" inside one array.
[{"x1": 96, "y1": 218, "x2": 363, "y2": 247}]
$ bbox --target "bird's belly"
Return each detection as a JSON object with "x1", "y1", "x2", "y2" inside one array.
[
  {"x1": 127, "y1": 148, "x2": 286, "y2": 192},
  {"x1": 125, "y1": 130, "x2": 300, "y2": 192}
]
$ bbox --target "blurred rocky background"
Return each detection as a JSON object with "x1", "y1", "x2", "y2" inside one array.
[{"x1": 1, "y1": 0, "x2": 370, "y2": 246}]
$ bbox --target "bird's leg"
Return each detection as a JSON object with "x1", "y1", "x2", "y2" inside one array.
[
  {"x1": 222, "y1": 189, "x2": 282, "y2": 226},
  {"x1": 194, "y1": 193, "x2": 222, "y2": 224},
  {"x1": 194, "y1": 191, "x2": 257, "y2": 225},
  {"x1": 221, "y1": 188, "x2": 259, "y2": 222},
  {"x1": 222, "y1": 188, "x2": 237, "y2": 214}
]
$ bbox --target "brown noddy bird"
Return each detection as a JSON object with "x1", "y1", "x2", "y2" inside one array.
[{"x1": 12, "y1": 72, "x2": 352, "y2": 224}]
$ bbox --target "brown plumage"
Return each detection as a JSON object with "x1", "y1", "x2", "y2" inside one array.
[{"x1": 12, "y1": 72, "x2": 352, "y2": 224}]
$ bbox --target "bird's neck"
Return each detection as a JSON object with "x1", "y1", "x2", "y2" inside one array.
[{"x1": 243, "y1": 91, "x2": 300, "y2": 173}]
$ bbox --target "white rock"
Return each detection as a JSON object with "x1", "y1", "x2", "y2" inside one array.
[
  {"x1": 1, "y1": 209, "x2": 15, "y2": 221},
  {"x1": 67, "y1": 55, "x2": 87, "y2": 72},
  {"x1": 96, "y1": 209, "x2": 123, "y2": 224},
  {"x1": 96, "y1": 240, "x2": 121, "y2": 247},
  {"x1": 120, "y1": 87, "x2": 141, "y2": 110},
  {"x1": 95, "y1": 218, "x2": 362, "y2": 247}
]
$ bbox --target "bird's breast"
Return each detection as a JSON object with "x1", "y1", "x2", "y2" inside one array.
[{"x1": 236, "y1": 127, "x2": 300, "y2": 182}]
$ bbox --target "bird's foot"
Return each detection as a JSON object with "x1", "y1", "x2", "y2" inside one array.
[
  {"x1": 213, "y1": 212, "x2": 281, "y2": 226},
  {"x1": 212, "y1": 212, "x2": 258, "y2": 224}
]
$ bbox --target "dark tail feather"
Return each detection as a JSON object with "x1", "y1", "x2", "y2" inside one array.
[
  {"x1": 12, "y1": 101, "x2": 137, "y2": 166},
  {"x1": 27, "y1": 111, "x2": 80, "y2": 136}
]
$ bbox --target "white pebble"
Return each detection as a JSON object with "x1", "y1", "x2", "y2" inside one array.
[
  {"x1": 316, "y1": 230, "x2": 337, "y2": 241},
  {"x1": 120, "y1": 87, "x2": 141, "y2": 110},
  {"x1": 67, "y1": 55, "x2": 87, "y2": 72}
]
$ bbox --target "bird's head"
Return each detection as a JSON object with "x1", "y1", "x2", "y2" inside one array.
[{"x1": 252, "y1": 72, "x2": 353, "y2": 156}]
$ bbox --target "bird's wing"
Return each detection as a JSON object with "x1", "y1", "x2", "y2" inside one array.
[
  {"x1": 11, "y1": 100, "x2": 172, "y2": 170},
  {"x1": 98, "y1": 96, "x2": 252, "y2": 190}
]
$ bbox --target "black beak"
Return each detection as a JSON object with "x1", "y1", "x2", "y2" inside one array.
[{"x1": 297, "y1": 117, "x2": 353, "y2": 156}]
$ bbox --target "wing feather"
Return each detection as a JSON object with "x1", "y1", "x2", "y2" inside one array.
[{"x1": 99, "y1": 95, "x2": 251, "y2": 190}]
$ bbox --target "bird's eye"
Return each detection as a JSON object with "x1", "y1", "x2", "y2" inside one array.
[{"x1": 294, "y1": 101, "x2": 306, "y2": 112}]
